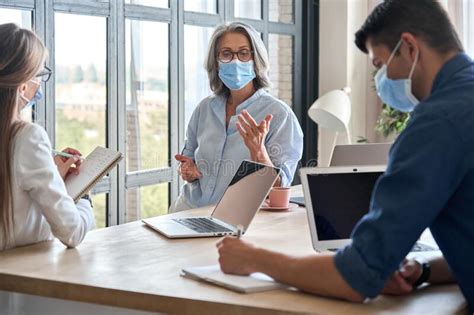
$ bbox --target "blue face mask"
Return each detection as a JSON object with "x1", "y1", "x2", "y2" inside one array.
[
  {"x1": 375, "y1": 39, "x2": 419, "y2": 113},
  {"x1": 218, "y1": 60, "x2": 256, "y2": 90},
  {"x1": 20, "y1": 80, "x2": 43, "y2": 109}
]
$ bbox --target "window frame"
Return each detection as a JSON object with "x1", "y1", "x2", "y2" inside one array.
[{"x1": 0, "y1": 0, "x2": 304, "y2": 226}]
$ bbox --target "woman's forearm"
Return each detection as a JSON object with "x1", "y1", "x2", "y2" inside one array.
[{"x1": 251, "y1": 147, "x2": 282, "y2": 186}]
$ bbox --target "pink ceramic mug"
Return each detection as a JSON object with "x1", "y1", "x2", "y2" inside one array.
[{"x1": 268, "y1": 187, "x2": 291, "y2": 208}]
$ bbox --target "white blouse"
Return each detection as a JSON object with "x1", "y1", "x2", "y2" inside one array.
[{"x1": 0, "y1": 122, "x2": 94, "y2": 250}]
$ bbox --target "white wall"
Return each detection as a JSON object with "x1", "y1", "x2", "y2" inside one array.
[
  {"x1": 318, "y1": 0, "x2": 380, "y2": 167},
  {"x1": 317, "y1": 0, "x2": 466, "y2": 167}
]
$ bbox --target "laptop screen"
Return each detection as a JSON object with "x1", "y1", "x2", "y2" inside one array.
[
  {"x1": 307, "y1": 171, "x2": 383, "y2": 240},
  {"x1": 211, "y1": 160, "x2": 280, "y2": 230}
]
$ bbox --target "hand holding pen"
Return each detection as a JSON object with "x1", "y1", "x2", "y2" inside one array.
[
  {"x1": 52, "y1": 150, "x2": 85, "y2": 161},
  {"x1": 236, "y1": 224, "x2": 244, "y2": 239},
  {"x1": 52, "y1": 147, "x2": 83, "y2": 181},
  {"x1": 216, "y1": 224, "x2": 258, "y2": 275}
]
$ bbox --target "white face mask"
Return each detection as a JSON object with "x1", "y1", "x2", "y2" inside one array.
[{"x1": 374, "y1": 39, "x2": 420, "y2": 113}]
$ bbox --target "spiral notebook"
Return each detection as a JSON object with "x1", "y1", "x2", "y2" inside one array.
[
  {"x1": 181, "y1": 265, "x2": 285, "y2": 293},
  {"x1": 65, "y1": 146, "x2": 123, "y2": 202}
]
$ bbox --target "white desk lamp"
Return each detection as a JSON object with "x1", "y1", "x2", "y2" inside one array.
[{"x1": 308, "y1": 87, "x2": 352, "y2": 145}]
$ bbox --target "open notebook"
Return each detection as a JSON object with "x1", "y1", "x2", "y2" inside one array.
[
  {"x1": 181, "y1": 265, "x2": 285, "y2": 293},
  {"x1": 65, "y1": 146, "x2": 123, "y2": 202}
]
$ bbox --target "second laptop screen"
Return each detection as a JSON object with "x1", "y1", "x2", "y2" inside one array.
[{"x1": 307, "y1": 171, "x2": 383, "y2": 240}]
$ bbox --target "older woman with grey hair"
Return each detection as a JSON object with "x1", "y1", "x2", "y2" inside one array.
[{"x1": 171, "y1": 21, "x2": 303, "y2": 212}]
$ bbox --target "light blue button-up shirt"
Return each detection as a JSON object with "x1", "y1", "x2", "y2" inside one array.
[{"x1": 176, "y1": 89, "x2": 303, "y2": 210}]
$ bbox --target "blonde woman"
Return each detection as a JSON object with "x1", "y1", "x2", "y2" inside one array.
[
  {"x1": 172, "y1": 22, "x2": 303, "y2": 212},
  {"x1": 0, "y1": 23, "x2": 94, "y2": 251}
]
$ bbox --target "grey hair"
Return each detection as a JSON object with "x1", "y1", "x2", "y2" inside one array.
[{"x1": 205, "y1": 22, "x2": 271, "y2": 96}]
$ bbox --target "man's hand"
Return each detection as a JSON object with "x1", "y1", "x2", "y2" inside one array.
[
  {"x1": 216, "y1": 237, "x2": 259, "y2": 275},
  {"x1": 383, "y1": 259, "x2": 423, "y2": 295}
]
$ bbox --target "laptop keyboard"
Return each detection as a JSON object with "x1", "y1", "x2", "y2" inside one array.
[
  {"x1": 173, "y1": 217, "x2": 233, "y2": 234},
  {"x1": 327, "y1": 242, "x2": 436, "y2": 253},
  {"x1": 411, "y1": 242, "x2": 436, "y2": 252}
]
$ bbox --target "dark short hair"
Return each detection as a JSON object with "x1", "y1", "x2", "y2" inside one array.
[{"x1": 355, "y1": 0, "x2": 463, "y2": 55}]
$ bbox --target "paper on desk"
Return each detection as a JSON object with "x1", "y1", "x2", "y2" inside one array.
[{"x1": 181, "y1": 264, "x2": 285, "y2": 293}]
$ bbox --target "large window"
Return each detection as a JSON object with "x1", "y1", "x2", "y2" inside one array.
[
  {"x1": 0, "y1": 7, "x2": 31, "y2": 27},
  {"x1": 125, "y1": 0, "x2": 168, "y2": 8},
  {"x1": 235, "y1": 0, "x2": 262, "y2": 20},
  {"x1": 269, "y1": 0, "x2": 294, "y2": 23},
  {"x1": 184, "y1": 25, "x2": 214, "y2": 127},
  {"x1": 55, "y1": 13, "x2": 108, "y2": 227},
  {"x1": 0, "y1": 8, "x2": 33, "y2": 122},
  {"x1": 0, "y1": 0, "x2": 302, "y2": 227},
  {"x1": 125, "y1": 20, "x2": 170, "y2": 221},
  {"x1": 185, "y1": 0, "x2": 217, "y2": 14},
  {"x1": 269, "y1": 34, "x2": 294, "y2": 106}
]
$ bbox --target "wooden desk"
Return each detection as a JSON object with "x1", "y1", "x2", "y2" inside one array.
[{"x1": 0, "y1": 187, "x2": 468, "y2": 314}]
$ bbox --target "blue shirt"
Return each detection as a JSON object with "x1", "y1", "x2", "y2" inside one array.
[
  {"x1": 179, "y1": 89, "x2": 303, "y2": 209},
  {"x1": 335, "y1": 53, "x2": 474, "y2": 310}
]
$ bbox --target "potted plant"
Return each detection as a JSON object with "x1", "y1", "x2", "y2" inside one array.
[
  {"x1": 375, "y1": 104, "x2": 410, "y2": 138},
  {"x1": 372, "y1": 71, "x2": 410, "y2": 139}
]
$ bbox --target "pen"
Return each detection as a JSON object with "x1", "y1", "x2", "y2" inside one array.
[
  {"x1": 52, "y1": 150, "x2": 85, "y2": 161},
  {"x1": 177, "y1": 145, "x2": 186, "y2": 164},
  {"x1": 236, "y1": 224, "x2": 244, "y2": 238}
]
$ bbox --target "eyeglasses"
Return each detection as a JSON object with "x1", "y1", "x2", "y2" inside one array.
[
  {"x1": 36, "y1": 65, "x2": 52, "y2": 83},
  {"x1": 217, "y1": 49, "x2": 254, "y2": 63}
]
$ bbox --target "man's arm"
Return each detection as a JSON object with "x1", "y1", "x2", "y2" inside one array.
[
  {"x1": 383, "y1": 256, "x2": 455, "y2": 295},
  {"x1": 218, "y1": 112, "x2": 464, "y2": 301},
  {"x1": 429, "y1": 256, "x2": 455, "y2": 284},
  {"x1": 217, "y1": 237, "x2": 364, "y2": 302}
]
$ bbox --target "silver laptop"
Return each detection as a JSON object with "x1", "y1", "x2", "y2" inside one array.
[
  {"x1": 290, "y1": 143, "x2": 391, "y2": 207},
  {"x1": 330, "y1": 143, "x2": 392, "y2": 166},
  {"x1": 143, "y1": 160, "x2": 280, "y2": 238},
  {"x1": 300, "y1": 166, "x2": 438, "y2": 252}
]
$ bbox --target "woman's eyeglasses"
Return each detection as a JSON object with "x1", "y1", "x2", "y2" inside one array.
[
  {"x1": 217, "y1": 49, "x2": 254, "y2": 63},
  {"x1": 36, "y1": 66, "x2": 52, "y2": 83}
]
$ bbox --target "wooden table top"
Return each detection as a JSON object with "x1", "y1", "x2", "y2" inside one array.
[{"x1": 0, "y1": 187, "x2": 468, "y2": 314}]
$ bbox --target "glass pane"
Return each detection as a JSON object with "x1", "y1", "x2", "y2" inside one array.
[
  {"x1": 126, "y1": 183, "x2": 169, "y2": 222},
  {"x1": 125, "y1": 0, "x2": 168, "y2": 8},
  {"x1": 269, "y1": 0, "x2": 294, "y2": 23},
  {"x1": 1, "y1": 9, "x2": 33, "y2": 122},
  {"x1": 126, "y1": 20, "x2": 169, "y2": 171},
  {"x1": 91, "y1": 193, "x2": 107, "y2": 229},
  {"x1": 55, "y1": 13, "x2": 106, "y2": 157},
  {"x1": 268, "y1": 34, "x2": 293, "y2": 106},
  {"x1": 234, "y1": 0, "x2": 262, "y2": 20},
  {"x1": 184, "y1": 0, "x2": 217, "y2": 13},
  {"x1": 0, "y1": 8, "x2": 32, "y2": 29},
  {"x1": 184, "y1": 25, "x2": 214, "y2": 128}
]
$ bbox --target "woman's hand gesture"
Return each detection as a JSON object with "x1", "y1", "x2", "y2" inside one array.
[{"x1": 236, "y1": 110, "x2": 273, "y2": 161}]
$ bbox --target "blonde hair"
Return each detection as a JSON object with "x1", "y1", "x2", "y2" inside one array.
[
  {"x1": 0, "y1": 23, "x2": 47, "y2": 248},
  {"x1": 205, "y1": 22, "x2": 271, "y2": 96}
]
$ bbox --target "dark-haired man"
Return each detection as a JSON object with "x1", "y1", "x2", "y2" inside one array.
[{"x1": 216, "y1": 0, "x2": 474, "y2": 310}]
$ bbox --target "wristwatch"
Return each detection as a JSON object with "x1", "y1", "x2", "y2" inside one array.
[
  {"x1": 81, "y1": 194, "x2": 93, "y2": 208},
  {"x1": 412, "y1": 259, "x2": 431, "y2": 289}
]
